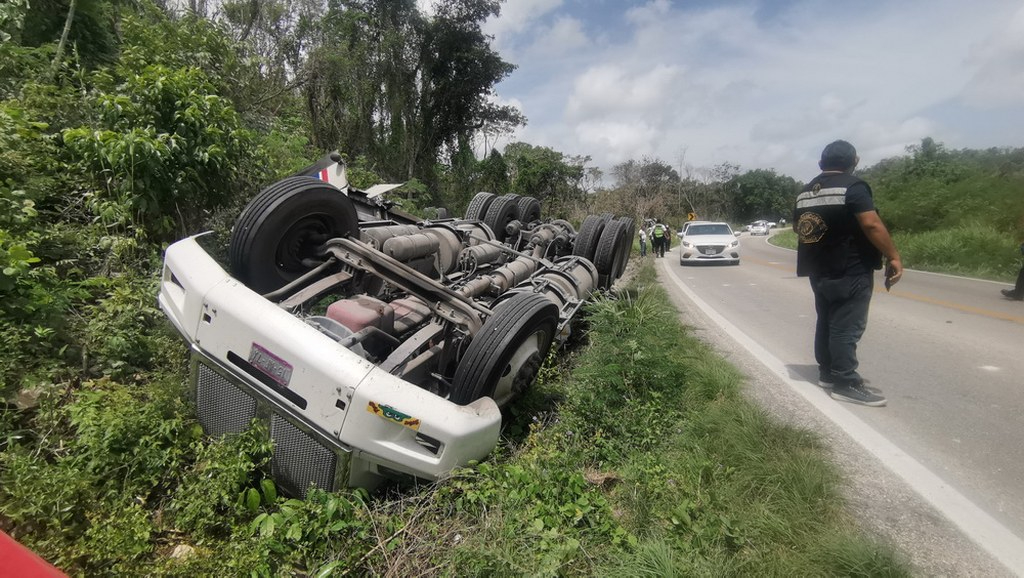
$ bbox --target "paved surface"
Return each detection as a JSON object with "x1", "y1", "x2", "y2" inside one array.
[{"x1": 653, "y1": 233, "x2": 1023, "y2": 577}]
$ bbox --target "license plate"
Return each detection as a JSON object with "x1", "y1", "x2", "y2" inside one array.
[
  {"x1": 703, "y1": 248, "x2": 717, "y2": 255},
  {"x1": 248, "y1": 343, "x2": 293, "y2": 386}
]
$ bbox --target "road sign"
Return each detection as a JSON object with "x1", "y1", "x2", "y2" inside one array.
[{"x1": 687, "y1": 212, "x2": 697, "y2": 221}]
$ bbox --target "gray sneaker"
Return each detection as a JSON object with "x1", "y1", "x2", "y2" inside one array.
[
  {"x1": 830, "y1": 384, "x2": 886, "y2": 407},
  {"x1": 817, "y1": 375, "x2": 834, "y2": 388}
]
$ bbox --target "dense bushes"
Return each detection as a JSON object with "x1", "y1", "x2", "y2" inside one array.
[
  {"x1": 63, "y1": 65, "x2": 263, "y2": 239},
  {"x1": 0, "y1": 1, "x2": 308, "y2": 393},
  {"x1": 864, "y1": 139, "x2": 1024, "y2": 236}
]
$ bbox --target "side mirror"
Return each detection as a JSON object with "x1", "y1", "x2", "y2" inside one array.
[{"x1": 735, "y1": 232, "x2": 741, "y2": 237}]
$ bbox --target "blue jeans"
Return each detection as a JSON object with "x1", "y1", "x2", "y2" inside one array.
[{"x1": 810, "y1": 273, "x2": 873, "y2": 387}]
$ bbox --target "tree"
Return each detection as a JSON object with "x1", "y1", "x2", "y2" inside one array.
[
  {"x1": 728, "y1": 168, "x2": 799, "y2": 223},
  {"x1": 607, "y1": 157, "x2": 680, "y2": 225},
  {"x1": 414, "y1": 0, "x2": 520, "y2": 185},
  {"x1": 677, "y1": 161, "x2": 739, "y2": 223},
  {"x1": 477, "y1": 147, "x2": 509, "y2": 195},
  {"x1": 504, "y1": 142, "x2": 590, "y2": 219},
  {"x1": 300, "y1": 0, "x2": 521, "y2": 196},
  {"x1": 21, "y1": 0, "x2": 120, "y2": 69}
]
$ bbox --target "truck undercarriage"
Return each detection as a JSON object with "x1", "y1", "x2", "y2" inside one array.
[{"x1": 159, "y1": 155, "x2": 634, "y2": 494}]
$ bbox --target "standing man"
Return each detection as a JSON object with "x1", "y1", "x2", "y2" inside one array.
[
  {"x1": 1000, "y1": 242, "x2": 1024, "y2": 300},
  {"x1": 639, "y1": 227, "x2": 648, "y2": 257},
  {"x1": 652, "y1": 221, "x2": 667, "y2": 258},
  {"x1": 794, "y1": 140, "x2": 903, "y2": 407}
]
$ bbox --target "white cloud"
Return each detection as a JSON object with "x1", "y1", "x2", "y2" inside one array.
[
  {"x1": 526, "y1": 16, "x2": 590, "y2": 57},
  {"x1": 484, "y1": 0, "x2": 564, "y2": 46},
  {"x1": 960, "y1": 5, "x2": 1024, "y2": 107},
  {"x1": 625, "y1": 0, "x2": 672, "y2": 26},
  {"x1": 566, "y1": 64, "x2": 682, "y2": 122},
  {"x1": 574, "y1": 120, "x2": 660, "y2": 161},
  {"x1": 488, "y1": 0, "x2": 1024, "y2": 182}
]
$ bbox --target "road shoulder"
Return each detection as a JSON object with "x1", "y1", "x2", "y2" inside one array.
[{"x1": 656, "y1": 263, "x2": 1012, "y2": 578}]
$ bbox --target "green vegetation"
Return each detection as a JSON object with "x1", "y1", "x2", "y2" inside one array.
[
  {"x1": 1, "y1": 263, "x2": 910, "y2": 575},
  {"x1": 865, "y1": 138, "x2": 1024, "y2": 280}
]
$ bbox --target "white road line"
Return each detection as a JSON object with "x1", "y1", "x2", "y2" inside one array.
[{"x1": 661, "y1": 261, "x2": 1024, "y2": 576}]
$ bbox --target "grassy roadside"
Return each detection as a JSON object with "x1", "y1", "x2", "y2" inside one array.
[
  {"x1": 0, "y1": 260, "x2": 911, "y2": 576},
  {"x1": 770, "y1": 228, "x2": 1021, "y2": 283},
  {"x1": 394, "y1": 261, "x2": 910, "y2": 576}
]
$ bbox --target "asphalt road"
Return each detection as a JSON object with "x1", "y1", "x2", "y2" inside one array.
[{"x1": 656, "y1": 231, "x2": 1024, "y2": 577}]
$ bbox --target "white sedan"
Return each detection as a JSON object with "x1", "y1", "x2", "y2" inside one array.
[
  {"x1": 748, "y1": 221, "x2": 769, "y2": 236},
  {"x1": 678, "y1": 222, "x2": 741, "y2": 265}
]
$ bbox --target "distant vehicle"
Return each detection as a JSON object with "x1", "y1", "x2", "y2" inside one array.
[
  {"x1": 748, "y1": 221, "x2": 769, "y2": 236},
  {"x1": 679, "y1": 220, "x2": 712, "y2": 237},
  {"x1": 678, "y1": 221, "x2": 740, "y2": 265},
  {"x1": 767, "y1": 221, "x2": 777, "y2": 229}
]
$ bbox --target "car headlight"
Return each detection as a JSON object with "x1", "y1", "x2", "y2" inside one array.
[
  {"x1": 729, "y1": 240, "x2": 738, "y2": 248},
  {"x1": 682, "y1": 241, "x2": 693, "y2": 248}
]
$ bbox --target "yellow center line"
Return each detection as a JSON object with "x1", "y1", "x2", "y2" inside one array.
[
  {"x1": 883, "y1": 290, "x2": 1024, "y2": 324},
  {"x1": 741, "y1": 255, "x2": 1024, "y2": 325}
]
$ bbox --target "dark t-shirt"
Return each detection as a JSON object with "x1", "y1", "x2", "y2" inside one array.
[{"x1": 794, "y1": 173, "x2": 882, "y2": 278}]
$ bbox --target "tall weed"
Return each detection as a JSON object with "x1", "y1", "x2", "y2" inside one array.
[{"x1": 894, "y1": 224, "x2": 1021, "y2": 280}]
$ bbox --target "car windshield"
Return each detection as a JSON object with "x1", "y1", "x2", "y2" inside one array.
[{"x1": 687, "y1": 224, "x2": 732, "y2": 236}]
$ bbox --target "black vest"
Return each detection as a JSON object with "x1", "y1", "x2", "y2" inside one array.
[{"x1": 794, "y1": 173, "x2": 881, "y2": 278}]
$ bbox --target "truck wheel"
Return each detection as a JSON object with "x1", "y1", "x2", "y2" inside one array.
[
  {"x1": 572, "y1": 214, "x2": 606, "y2": 261},
  {"x1": 229, "y1": 176, "x2": 358, "y2": 294},
  {"x1": 594, "y1": 220, "x2": 630, "y2": 289},
  {"x1": 450, "y1": 292, "x2": 559, "y2": 407},
  {"x1": 465, "y1": 192, "x2": 496, "y2": 220},
  {"x1": 615, "y1": 217, "x2": 635, "y2": 277},
  {"x1": 483, "y1": 195, "x2": 519, "y2": 243},
  {"x1": 515, "y1": 196, "x2": 542, "y2": 224}
]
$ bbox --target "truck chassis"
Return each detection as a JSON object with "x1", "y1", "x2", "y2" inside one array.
[{"x1": 158, "y1": 155, "x2": 634, "y2": 494}]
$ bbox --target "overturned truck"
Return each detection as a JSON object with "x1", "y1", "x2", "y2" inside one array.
[{"x1": 158, "y1": 155, "x2": 634, "y2": 495}]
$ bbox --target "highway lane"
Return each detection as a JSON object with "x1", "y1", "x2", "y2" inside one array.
[{"x1": 659, "y1": 231, "x2": 1024, "y2": 573}]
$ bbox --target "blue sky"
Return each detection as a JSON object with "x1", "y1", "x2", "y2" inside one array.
[{"x1": 425, "y1": 0, "x2": 1024, "y2": 183}]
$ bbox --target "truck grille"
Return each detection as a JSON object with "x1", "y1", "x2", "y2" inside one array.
[
  {"x1": 196, "y1": 363, "x2": 257, "y2": 436},
  {"x1": 192, "y1": 356, "x2": 346, "y2": 497},
  {"x1": 271, "y1": 414, "x2": 338, "y2": 495}
]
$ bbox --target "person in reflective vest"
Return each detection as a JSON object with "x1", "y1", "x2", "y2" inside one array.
[
  {"x1": 794, "y1": 140, "x2": 902, "y2": 407},
  {"x1": 652, "y1": 222, "x2": 667, "y2": 257}
]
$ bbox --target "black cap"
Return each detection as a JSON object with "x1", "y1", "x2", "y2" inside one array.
[{"x1": 820, "y1": 140, "x2": 858, "y2": 171}]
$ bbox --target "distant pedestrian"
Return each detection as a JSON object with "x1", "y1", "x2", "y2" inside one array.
[
  {"x1": 794, "y1": 140, "x2": 903, "y2": 407},
  {"x1": 1000, "y1": 242, "x2": 1024, "y2": 301},
  {"x1": 639, "y1": 228, "x2": 648, "y2": 257},
  {"x1": 652, "y1": 221, "x2": 668, "y2": 258}
]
